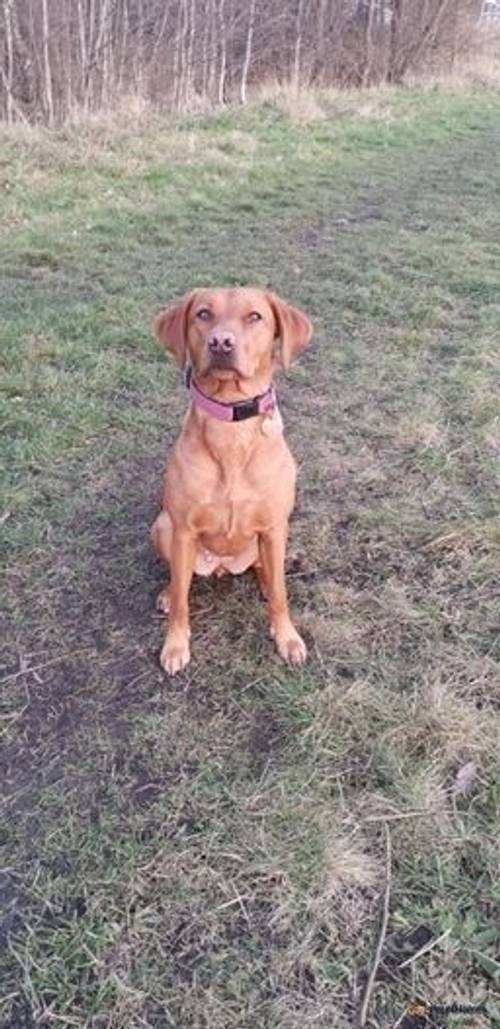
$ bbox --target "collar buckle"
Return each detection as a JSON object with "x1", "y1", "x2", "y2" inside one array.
[{"x1": 232, "y1": 398, "x2": 259, "y2": 421}]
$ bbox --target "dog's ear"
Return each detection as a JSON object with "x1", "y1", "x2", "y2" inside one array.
[
  {"x1": 267, "y1": 293, "x2": 313, "y2": 370},
  {"x1": 153, "y1": 293, "x2": 195, "y2": 367}
]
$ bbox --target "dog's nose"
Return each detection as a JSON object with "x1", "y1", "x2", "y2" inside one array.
[{"x1": 208, "y1": 331, "x2": 235, "y2": 355}]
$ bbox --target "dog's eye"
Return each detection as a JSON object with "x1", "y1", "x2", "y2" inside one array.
[
  {"x1": 196, "y1": 308, "x2": 213, "y2": 321},
  {"x1": 247, "y1": 311, "x2": 262, "y2": 323}
]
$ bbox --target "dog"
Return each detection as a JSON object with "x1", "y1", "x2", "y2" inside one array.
[{"x1": 150, "y1": 287, "x2": 313, "y2": 675}]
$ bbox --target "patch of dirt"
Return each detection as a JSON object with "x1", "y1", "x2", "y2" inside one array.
[
  {"x1": 1, "y1": 455, "x2": 169, "y2": 853},
  {"x1": 246, "y1": 704, "x2": 285, "y2": 775}
]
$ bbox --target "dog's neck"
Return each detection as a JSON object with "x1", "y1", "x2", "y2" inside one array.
[
  {"x1": 190, "y1": 403, "x2": 284, "y2": 486},
  {"x1": 183, "y1": 367, "x2": 283, "y2": 468}
]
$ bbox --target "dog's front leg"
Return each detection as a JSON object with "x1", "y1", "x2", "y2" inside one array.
[
  {"x1": 160, "y1": 530, "x2": 196, "y2": 675},
  {"x1": 259, "y1": 527, "x2": 307, "y2": 666}
]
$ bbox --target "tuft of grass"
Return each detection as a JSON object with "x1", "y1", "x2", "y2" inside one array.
[{"x1": 2, "y1": 85, "x2": 500, "y2": 1028}]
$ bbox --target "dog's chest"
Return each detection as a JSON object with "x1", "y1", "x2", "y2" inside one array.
[
  {"x1": 192, "y1": 476, "x2": 267, "y2": 542},
  {"x1": 172, "y1": 411, "x2": 293, "y2": 546}
]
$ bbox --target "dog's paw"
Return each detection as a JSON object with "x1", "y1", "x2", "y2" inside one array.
[
  {"x1": 160, "y1": 635, "x2": 190, "y2": 675},
  {"x1": 274, "y1": 626, "x2": 307, "y2": 666},
  {"x1": 156, "y1": 588, "x2": 170, "y2": 615}
]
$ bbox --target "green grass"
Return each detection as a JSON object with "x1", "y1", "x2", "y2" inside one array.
[{"x1": 1, "y1": 86, "x2": 500, "y2": 1028}]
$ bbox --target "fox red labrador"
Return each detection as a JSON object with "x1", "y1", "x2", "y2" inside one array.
[{"x1": 151, "y1": 287, "x2": 313, "y2": 675}]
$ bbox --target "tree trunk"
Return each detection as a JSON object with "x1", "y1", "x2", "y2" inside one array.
[
  {"x1": 102, "y1": 18, "x2": 111, "y2": 105},
  {"x1": 3, "y1": 0, "x2": 15, "y2": 123},
  {"x1": 77, "y1": 0, "x2": 87, "y2": 104},
  {"x1": 315, "y1": 0, "x2": 328, "y2": 83},
  {"x1": 217, "y1": 0, "x2": 227, "y2": 105},
  {"x1": 186, "y1": 0, "x2": 196, "y2": 102},
  {"x1": 362, "y1": 0, "x2": 377, "y2": 86},
  {"x1": 293, "y1": 0, "x2": 305, "y2": 89},
  {"x1": 84, "y1": 0, "x2": 97, "y2": 108},
  {"x1": 64, "y1": 0, "x2": 74, "y2": 114},
  {"x1": 240, "y1": 0, "x2": 256, "y2": 104},
  {"x1": 118, "y1": 0, "x2": 129, "y2": 91},
  {"x1": 41, "y1": 0, "x2": 54, "y2": 124},
  {"x1": 207, "y1": 0, "x2": 217, "y2": 100},
  {"x1": 178, "y1": 0, "x2": 189, "y2": 110},
  {"x1": 173, "y1": 0, "x2": 183, "y2": 107},
  {"x1": 135, "y1": 0, "x2": 145, "y2": 93},
  {"x1": 201, "y1": 0, "x2": 210, "y2": 96},
  {"x1": 388, "y1": 0, "x2": 404, "y2": 83},
  {"x1": 88, "y1": 0, "x2": 112, "y2": 108}
]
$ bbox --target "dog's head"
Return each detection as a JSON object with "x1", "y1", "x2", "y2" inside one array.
[{"x1": 153, "y1": 287, "x2": 312, "y2": 383}]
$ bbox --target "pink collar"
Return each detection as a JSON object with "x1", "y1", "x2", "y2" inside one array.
[{"x1": 186, "y1": 368, "x2": 277, "y2": 422}]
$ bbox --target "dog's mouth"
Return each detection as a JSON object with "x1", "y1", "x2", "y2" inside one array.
[{"x1": 208, "y1": 356, "x2": 241, "y2": 375}]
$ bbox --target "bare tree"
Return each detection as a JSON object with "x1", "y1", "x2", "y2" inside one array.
[
  {"x1": 401, "y1": 0, "x2": 453, "y2": 78},
  {"x1": 177, "y1": 0, "x2": 189, "y2": 109},
  {"x1": 0, "y1": 0, "x2": 486, "y2": 125},
  {"x1": 2, "y1": 0, "x2": 15, "y2": 123},
  {"x1": 362, "y1": 0, "x2": 377, "y2": 85},
  {"x1": 292, "y1": 0, "x2": 305, "y2": 87},
  {"x1": 240, "y1": 0, "x2": 256, "y2": 104},
  {"x1": 186, "y1": 0, "x2": 196, "y2": 102},
  {"x1": 207, "y1": 0, "x2": 218, "y2": 99},
  {"x1": 388, "y1": 0, "x2": 404, "y2": 82},
  {"x1": 77, "y1": 0, "x2": 87, "y2": 102},
  {"x1": 313, "y1": 0, "x2": 328, "y2": 82},
  {"x1": 217, "y1": 0, "x2": 227, "y2": 104},
  {"x1": 41, "y1": 0, "x2": 54, "y2": 123}
]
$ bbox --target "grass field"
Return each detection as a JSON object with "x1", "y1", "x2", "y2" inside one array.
[{"x1": 2, "y1": 86, "x2": 500, "y2": 1028}]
